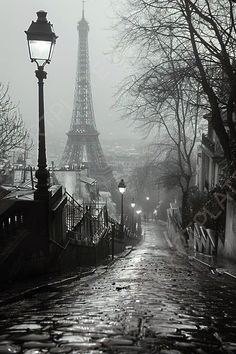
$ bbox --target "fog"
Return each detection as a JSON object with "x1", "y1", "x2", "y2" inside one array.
[{"x1": 0, "y1": 0, "x2": 141, "y2": 157}]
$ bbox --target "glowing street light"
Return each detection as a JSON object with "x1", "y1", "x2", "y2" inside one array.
[
  {"x1": 118, "y1": 179, "x2": 126, "y2": 237},
  {"x1": 131, "y1": 198, "x2": 136, "y2": 232},
  {"x1": 146, "y1": 196, "x2": 150, "y2": 221}
]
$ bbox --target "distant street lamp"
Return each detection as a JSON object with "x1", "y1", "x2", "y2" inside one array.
[
  {"x1": 118, "y1": 179, "x2": 126, "y2": 237},
  {"x1": 136, "y1": 209, "x2": 142, "y2": 236},
  {"x1": 131, "y1": 198, "x2": 135, "y2": 232},
  {"x1": 25, "y1": 11, "x2": 57, "y2": 200},
  {"x1": 153, "y1": 209, "x2": 157, "y2": 222},
  {"x1": 146, "y1": 196, "x2": 150, "y2": 221}
]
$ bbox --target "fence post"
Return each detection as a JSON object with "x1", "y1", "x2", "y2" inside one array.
[
  {"x1": 94, "y1": 243, "x2": 97, "y2": 266},
  {"x1": 104, "y1": 205, "x2": 108, "y2": 227},
  {"x1": 111, "y1": 224, "x2": 115, "y2": 260}
]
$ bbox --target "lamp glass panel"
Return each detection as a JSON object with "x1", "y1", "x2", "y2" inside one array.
[
  {"x1": 29, "y1": 40, "x2": 52, "y2": 61},
  {"x1": 119, "y1": 187, "x2": 126, "y2": 194},
  {"x1": 48, "y1": 42, "x2": 55, "y2": 61},
  {"x1": 131, "y1": 203, "x2": 135, "y2": 208}
]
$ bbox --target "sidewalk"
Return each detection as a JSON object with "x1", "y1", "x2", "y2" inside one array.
[
  {"x1": 0, "y1": 246, "x2": 134, "y2": 306},
  {"x1": 161, "y1": 219, "x2": 236, "y2": 280}
]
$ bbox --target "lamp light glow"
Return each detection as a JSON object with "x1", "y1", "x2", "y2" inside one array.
[
  {"x1": 25, "y1": 10, "x2": 57, "y2": 66},
  {"x1": 118, "y1": 179, "x2": 126, "y2": 194}
]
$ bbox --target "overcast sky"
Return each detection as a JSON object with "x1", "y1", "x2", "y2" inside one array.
[{"x1": 0, "y1": 0, "x2": 140, "y2": 149}]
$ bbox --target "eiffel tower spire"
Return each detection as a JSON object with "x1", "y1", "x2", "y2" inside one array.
[
  {"x1": 82, "y1": 0, "x2": 85, "y2": 19},
  {"x1": 61, "y1": 8, "x2": 115, "y2": 193}
]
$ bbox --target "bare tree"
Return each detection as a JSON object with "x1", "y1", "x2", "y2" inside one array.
[
  {"x1": 116, "y1": 29, "x2": 201, "y2": 226},
  {"x1": 115, "y1": 0, "x2": 236, "y2": 170},
  {"x1": 0, "y1": 83, "x2": 28, "y2": 157}
]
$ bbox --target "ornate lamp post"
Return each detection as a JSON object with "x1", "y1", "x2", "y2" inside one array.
[
  {"x1": 118, "y1": 179, "x2": 126, "y2": 237},
  {"x1": 131, "y1": 198, "x2": 135, "y2": 232},
  {"x1": 25, "y1": 11, "x2": 57, "y2": 200}
]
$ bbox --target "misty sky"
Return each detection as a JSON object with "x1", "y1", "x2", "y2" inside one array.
[{"x1": 0, "y1": 0, "x2": 140, "y2": 148}]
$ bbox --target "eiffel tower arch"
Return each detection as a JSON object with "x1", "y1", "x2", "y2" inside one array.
[{"x1": 61, "y1": 6, "x2": 116, "y2": 194}]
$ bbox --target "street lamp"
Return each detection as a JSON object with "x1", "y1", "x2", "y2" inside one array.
[
  {"x1": 136, "y1": 209, "x2": 142, "y2": 236},
  {"x1": 153, "y1": 209, "x2": 157, "y2": 222},
  {"x1": 131, "y1": 199, "x2": 136, "y2": 209},
  {"x1": 25, "y1": 11, "x2": 57, "y2": 200},
  {"x1": 146, "y1": 196, "x2": 150, "y2": 221},
  {"x1": 118, "y1": 179, "x2": 126, "y2": 237},
  {"x1": 131, "y1": 198, "x2": 135, "y2": 232}
]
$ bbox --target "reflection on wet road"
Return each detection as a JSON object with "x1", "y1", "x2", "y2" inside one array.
[{"x1": 0, "y1": 222, "x2": 236, "y2": 353}]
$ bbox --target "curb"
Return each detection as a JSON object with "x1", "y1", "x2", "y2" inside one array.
[
  {"x1": 190, "y1": 256, "x2": 236, "y2": 281},
  {"x1": 0, "y1": 268, "x2": 96, "y2": 307}
]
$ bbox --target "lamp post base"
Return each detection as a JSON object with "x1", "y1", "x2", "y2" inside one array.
[{"x1": 34, "y1": 188, "x2": 50, "y2": 201}]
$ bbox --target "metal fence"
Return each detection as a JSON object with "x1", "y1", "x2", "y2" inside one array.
[{"x1": 65, "y1": 192, "x2": 109, "y2": 246}]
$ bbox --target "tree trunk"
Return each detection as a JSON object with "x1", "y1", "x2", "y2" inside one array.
[{"x1": 181, "y1": 183, "x2": 191, "y2": 230}]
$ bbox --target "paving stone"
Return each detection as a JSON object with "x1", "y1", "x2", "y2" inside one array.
[
  {"x1": 64, "y1": 342, "x2": 102, "y2": 349},
  {"x1": 9, "y1": 324, "x2": 41, "y2": 331},
  {"x1": 22, "y1": 341, "x2": 56, "y2": 349},
  {"x1": 173, "y1": 341, "x2": 199, "y2": 349},
  {"x1": 98, "y1": 337, "x2": 134, "y2": 346},
  {"x1": 0, "y1": 343, "x2": 21, "y2": 353},
  {"x1": 19, "y1": 334, "x2": 50, "y2": 342},
  {"x1": 59, "y1": 334, "x2": 89, "y2": 343},
  {"x1": 49, "y1": 347, "x2": 72, "y2": 353},
  {"x1": 160, "y1": 351, "x2": 182, "y2": 354},
  {"x1": 110, "y1": 345, "x2": 142, "y2": 352}
]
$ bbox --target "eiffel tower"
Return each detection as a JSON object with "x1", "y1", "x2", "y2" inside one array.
[{"x1": 61, "y1": 4, "x2": 115, "y2": 192}]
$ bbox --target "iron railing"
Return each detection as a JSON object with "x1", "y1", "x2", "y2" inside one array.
[
  {"x1": 65, "y1": 191, "x2": 84, "y2": 232},
  {"x1": 192, "y1": 223, "x2": 217, "y2": 255},
  {"x1": 65, "y1": 192, "x2": 109, "y2": 245}
]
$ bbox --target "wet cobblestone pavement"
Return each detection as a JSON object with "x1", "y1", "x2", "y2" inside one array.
[{"x1": 0, "y1": 222, "x2": 236, "y2": 353}]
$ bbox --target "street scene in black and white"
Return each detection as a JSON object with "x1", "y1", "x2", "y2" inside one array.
[{"x1": 0, "y1": 0, "x2": 236, "y2": 353}]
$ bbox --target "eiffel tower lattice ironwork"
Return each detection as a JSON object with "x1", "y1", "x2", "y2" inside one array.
[{"x1": 61, "y1": 7, "x2": 115, "y2": 192}]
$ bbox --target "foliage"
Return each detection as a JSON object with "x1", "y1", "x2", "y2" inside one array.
[
  {"x1": 187, "y1": 186, "x2": 208, "y2": 221},
  {"x1": 187, "y1": 185, "x2": 226, "y2": 237}
]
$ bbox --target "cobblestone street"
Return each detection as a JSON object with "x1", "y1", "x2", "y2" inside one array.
[{"x1": 0, "y1": 222, "x2": 236, "y2": 353}]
